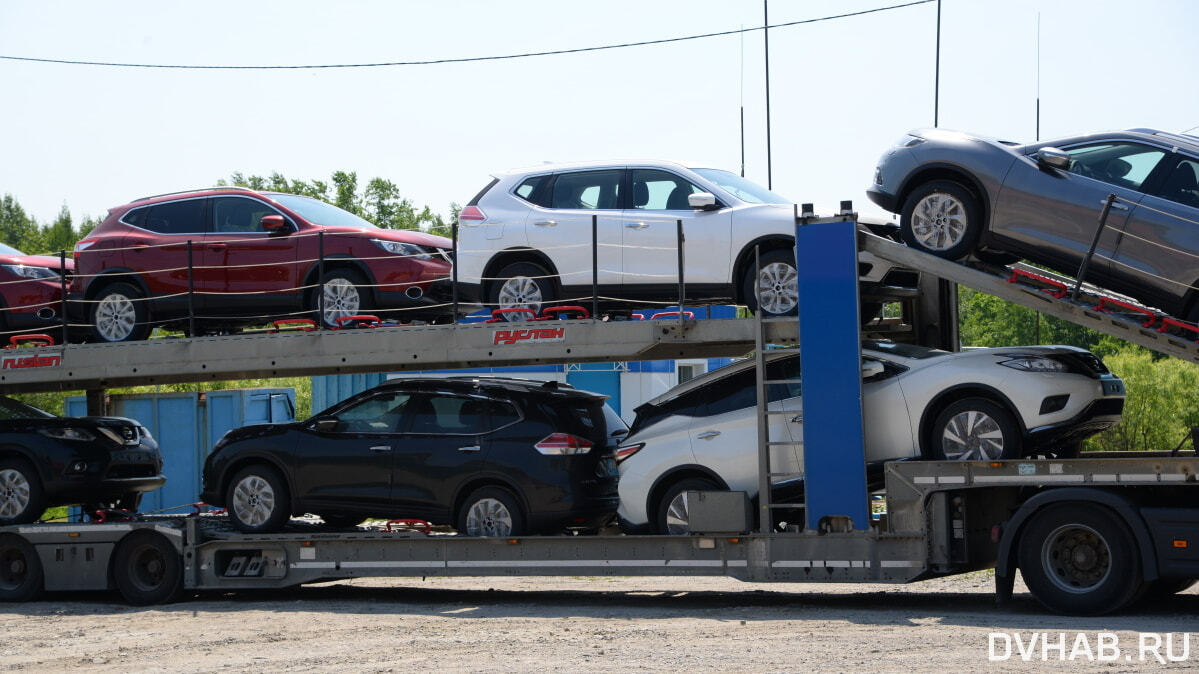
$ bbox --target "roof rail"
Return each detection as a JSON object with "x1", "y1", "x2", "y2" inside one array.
[{"x1": 131, "y1": 186, "x2": 258, "y2": 203}]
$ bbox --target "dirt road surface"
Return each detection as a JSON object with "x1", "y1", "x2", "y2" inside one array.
[{"x1": 1, "y1": 573, "x2": 1196, "y2": 672}]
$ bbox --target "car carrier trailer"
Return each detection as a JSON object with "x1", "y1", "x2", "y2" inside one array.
[{"x1": 1, "y1": 210, "x2": 1197, "y2": 615}]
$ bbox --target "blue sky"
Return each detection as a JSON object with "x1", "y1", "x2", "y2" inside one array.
[{"x1": 1, "y1": 0, "x2": 1196, "y2": 235}]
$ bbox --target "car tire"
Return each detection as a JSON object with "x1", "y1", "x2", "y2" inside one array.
[
  {"x1": 900, "y1": 180, "x2": 983, "y2": 260},
  {"x1": 90, "y1": 281, "x2": 152, "y2": 342},
  {"x1": 0, "y1": 458, "x2": 45, "y2": 526},
  {"x1": 226, "y1": 464, "x2": 291, "y2": 533},
  {"x1": 927, "y1": 397, "x2": 1021, "y2": 461},
  {"x1": 0, "y1": 533, "x2": 43, "y2": 602},
  {"x1": 741, "y1": 249, "x2": 798, "y2": 317},
  {"x1": 112, "y1": 531, "x2": 183, "y2": 605},
  {"x1": 319, "y1": 513, "x2": 364, "y2": 530},
  {"x1": 1017, "y1": 503, "x2": 1144, "y2": 615},
  {"x1": 488, "y1": 262, "x2": 556, "y2": 321},
  {"x1": 312, "y1": 269, "x2": 372, "y2": 329},
  {"x1": 456, "y1": 486, "x2": 524, "y2": 537},
  {"x1": 655, "y1": 477, "x2": 720, "y2": 535}
]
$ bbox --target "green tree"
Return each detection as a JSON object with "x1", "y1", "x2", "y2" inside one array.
[
  {"x1": 958, "y1": 287, "x2": 1099, "y2": 350},
  {"x1": 0, "y1": 194, "x2": 45, "y2": 253},
  {"x1": 45, "y1": 204, "x2": 76, "y2": 254},
  {"x1": 1087, "y1": 344, "x2": 1199, "y2": 452},
  {"x1": 331, "y1": 171, "x2": 360, "y2": 215}
]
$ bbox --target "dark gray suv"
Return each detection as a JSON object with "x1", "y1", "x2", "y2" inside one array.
[{"x1": 868, "y1": 128, "x2": 1199, "y2": 321}]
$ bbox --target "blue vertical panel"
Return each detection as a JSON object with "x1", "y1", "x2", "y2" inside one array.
[
  {"x1": 797, "y1": 219, "x2": 870, "y2": 530},
  {"x1": 565, "y1": 369, "x2": 621, "y2": 414},
  {"x1": 149, "y1": 395, "x2": 201, "y2": 509}
]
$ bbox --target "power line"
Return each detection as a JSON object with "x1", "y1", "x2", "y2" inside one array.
[{"x1": 0, "y1": 1, "x2": 933, "y2": 71}]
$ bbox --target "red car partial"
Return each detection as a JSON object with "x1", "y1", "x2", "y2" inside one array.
[{"x1": 71, "y1": 188, "x2": 454, "y2": 342}]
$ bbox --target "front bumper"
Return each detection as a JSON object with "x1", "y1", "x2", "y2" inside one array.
[
  {"x1": 1027, "y1": 397, "x2": 1124, "y2": 448},
  {"x1": 866, "y1": 186, "x2": 899, "y2": 213}
]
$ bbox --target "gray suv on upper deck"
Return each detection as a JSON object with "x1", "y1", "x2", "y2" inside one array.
[{"x1": 868, "y1": 128, "x2": 1199, "y2": 321}]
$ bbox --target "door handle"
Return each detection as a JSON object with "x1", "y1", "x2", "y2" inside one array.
[
  {"x1": 790, "y1": 415, "x2": 803, "y2": 423},
  {"x1": 532, "y1": 220, "x2": 558, "y2": 227},
  {"x1": 696, "y1": 431, "x2": 720, "y2": 440},
  {"x1": 625, "y1": 222, "x2": 649, "y2": 230},
  {"x1": 457, "y1": 445, "x2": 482, "y2": 453},
  {"x1": 1100, "y1": 199, "x2": 1129, "y2": 212},
  {"x1": 208, "y1": 243, "x2": 227, "y2": 250},
  {"x1": 369, "y1": 445, "x2": 392, "y2": 453}
]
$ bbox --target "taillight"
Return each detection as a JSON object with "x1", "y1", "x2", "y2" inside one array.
[
  {"x1": 458, "y1": 205, "x2": 487, "y2": 225},
  {"x1": 534, "y1": 433, "x2": 593, "y2": 456},
  {"x1": 614, "y1": 443, "x2": 644, "y2": 464}
]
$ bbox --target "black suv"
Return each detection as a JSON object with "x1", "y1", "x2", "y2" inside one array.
[
  {"x1": 201, "y1": 377, "x2": 625, "y2": 535},
  {"x1": 0, "y1": 395, "x2": 165, "y2": 524}
]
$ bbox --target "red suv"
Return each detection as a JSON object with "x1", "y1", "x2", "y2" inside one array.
[
  {"x1": 71, "y1": 188, "x2": 454, "y2": 342},
  {"x1": 0, "y1": 243, "x2": 72, "y2": 343}
]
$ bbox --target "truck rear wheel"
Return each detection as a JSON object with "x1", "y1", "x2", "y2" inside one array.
[
  {"x1": 112, "y1": 531, "x2": 182, "y2": 605},
  {"x1": 0, "y1": 534, "x2": 42, "y2": 602},
  {"x1": 1017, "y1": 503, "x2": 1143, "y2": 615}
]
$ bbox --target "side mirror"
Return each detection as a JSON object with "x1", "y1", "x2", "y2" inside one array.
[
  {"x1": 312, "y1": 417, "x2": 339, "y2": 432},
  {"x1": 861, "y1": 360, "x2": 885, "y2": 379},
  {"x1": 1036, "y1": 147, "x2": 1071, "y2": 170},
  {"x1": 261, "y1": 214, "x2": 288, "y2": 232},
  {"x1": 688, "y1": 192, "x2": 719, "y2": 210}
]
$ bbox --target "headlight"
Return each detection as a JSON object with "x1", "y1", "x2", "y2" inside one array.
[
  {"x1": 38, "y1": 427, "x2": 97, "y2": 442},
  {"x1": 999, "y1": 356, "x2": 1067, "y2": 373},
  {"x1": 371, "y1": 239, "x2": 432, "y2": 259},
  {"x1": 1, "y1": 264, "x2": 56, "y2": 279}
]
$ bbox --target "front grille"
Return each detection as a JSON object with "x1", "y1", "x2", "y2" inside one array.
[
  {"x1": 1074, "y1": 352, "x2": 1110, "y2": 374},
  {"x1": 106, "y1": 465, "x2": 157, "y2": 479},
  {"x1": 1091, "y1": 398, "x2": 1125, "y2": 416}
]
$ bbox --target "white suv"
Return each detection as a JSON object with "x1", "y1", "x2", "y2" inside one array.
[
  {"x1": 456, "y1": 160, "x2": 910, "y2": 318},
  {"x1": 616, "y1": 341, "x2": 1125, "y2": 534}
]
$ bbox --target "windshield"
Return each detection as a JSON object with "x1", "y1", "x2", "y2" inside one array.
[
  {"x1": 691, "y1": 168, "x2": 789, "y2": 204},
  {"x1": 0, "y1": 395, "x2": 55, "y2": 420},
  {"x1": 863, "y1": 340, "x2": 949, "y2": 360},
  {"x1": 0, "y1": 243, "x2": 26, "y2": 257},
  {"x1": 268, "y1": 194, "x2": 379, "y2": 230}
]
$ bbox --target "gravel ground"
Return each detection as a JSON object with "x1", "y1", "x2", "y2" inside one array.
[{"x1": 1, "y1": 572, "x2": 1197, "y2": 672}]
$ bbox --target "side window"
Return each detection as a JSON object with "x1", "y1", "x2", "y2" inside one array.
[
  {"x1": 765, "y1": 356, "x2": 801, "y2": 402},
  {"x1": 212, "y1": 197, "x2": 282, "y2": 234},
  {"x1": 697, "y1": 368, "x2": 756, "y2": 417},
  {"x1": 143, "y1": 199, "x2": 206, "y2": 235},
  {"x1": 514, "y1": 175, "x2": 551, "y2": 207},
  {"x1": 1157, "y1": 159, "x2": 1199, "y2": 209},
  {"x1": 405, "y1": 393, "x2": 491, "y2": 435},
  {"x1": 332, "y1": 391, "x2": 410, "y2": 433},
  {"x1": 1064, "y1": 142, "x2": 1166, "y2": 191},
  {"x1": 551, "y1": 170, "x2": 622, "y2": 210},
  {"x1": 631, "y1": 169, "x2": 701, "y2": 210},
  {"x1": 122, "y1": 206, "x2": 148, "y2": 228}
]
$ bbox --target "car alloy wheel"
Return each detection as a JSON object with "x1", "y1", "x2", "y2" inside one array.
[
  {"x1": 464, "y1": 497, "x2": 514, "y2": 537},
  {"x1": 756, "y1": 262, "x2": 799, "y2": 315},
  {"x1": 497, "y1": 277, "x2": 543, "y2": 318},
  {"x1": 0, "y1": 470, "x2": 30, "y2": 521},
  {"x1": 95, "y1": 292, "x2": 138, "y2": 342},
  {"x1": 664, "y1": 491, "x2": 696, "y2": 535},
  {"x1": 231, "y1": 474, "x2": 277, "y2": 527},
  {"x1": 909, "y1": 192, "x2": 968, "y2": 252},
  {"x1": 321, "y1": 277, "x2": 361, "y2": 325},
  {"x1": 939, "y1": 409, "x2": 1005, "y2": 460}
]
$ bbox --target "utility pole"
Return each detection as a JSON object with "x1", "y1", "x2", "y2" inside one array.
[{"x1": 764, "y1": 0, "x2": 773, "y2": 188}]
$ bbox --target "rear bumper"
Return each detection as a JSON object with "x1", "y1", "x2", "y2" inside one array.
[{"x1": 526, "y1": 494, "x2": 619, "y2": 533}]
